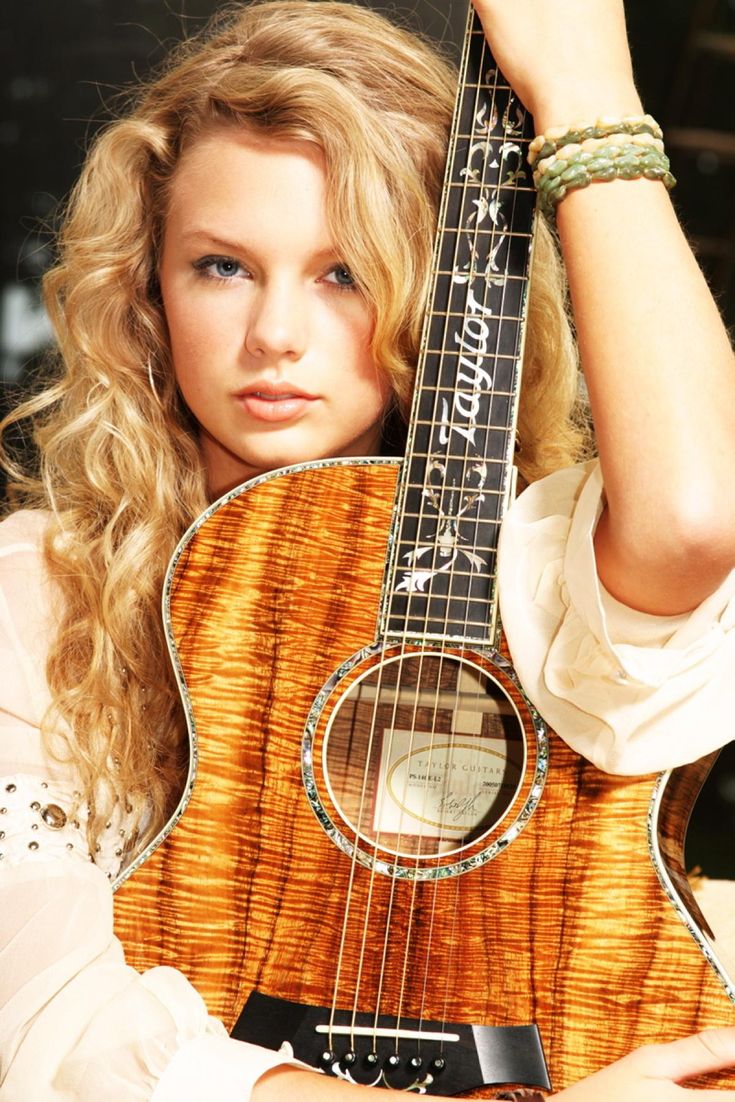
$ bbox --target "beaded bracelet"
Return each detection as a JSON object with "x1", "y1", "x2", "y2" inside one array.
[
  {"x1": 528, "y1": 113, "x2": 663, "y2": 167},
  {"x1": 528, "y1": 115, "x2": 675, "y2": 221}
]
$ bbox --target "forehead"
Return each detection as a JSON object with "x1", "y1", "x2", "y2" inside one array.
[{"x1": 164, "y1": 126, "x2": 332, "y2": 244}]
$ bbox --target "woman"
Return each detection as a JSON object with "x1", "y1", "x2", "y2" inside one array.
[{"x1": 1, "y1": 1, "x2": 735, "y2": 1099}]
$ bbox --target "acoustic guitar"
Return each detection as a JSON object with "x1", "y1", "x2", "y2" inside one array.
[{"x1": 114, "y1": 5, "x2": 735, "y2": 1094}]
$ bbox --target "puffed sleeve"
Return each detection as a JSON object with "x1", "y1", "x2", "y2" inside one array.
[
  {"x1": 497, "y1": 460, "x2": 735, "y2": 774},
  {"x1": 0, "y1": 510, "x2": 307, "y2": 1101}
]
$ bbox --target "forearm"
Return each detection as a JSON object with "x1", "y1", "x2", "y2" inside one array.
[
  {"x1": 558, "y1": 176, "x2": 735, "y2": 613},
  {"x1": 253, "y1": 1066, "x2": 404, "y2": 1101}
]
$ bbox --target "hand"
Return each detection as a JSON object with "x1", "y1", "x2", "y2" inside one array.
[
  {"x1": 551, "y1": 1028, "x2": 735, "y2": 1100},
  {"x1": 471, "y1": 0, "x2": 642, "y2": 132},
  {"x1": 252, "y1": 1030, "x2": 735, "y2": 1100}
]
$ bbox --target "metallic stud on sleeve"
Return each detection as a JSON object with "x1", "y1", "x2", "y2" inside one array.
[{"x1": 41, "y1": 804, "x2": 68, "y2": 830}]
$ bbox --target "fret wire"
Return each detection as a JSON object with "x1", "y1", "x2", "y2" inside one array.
[
  {"x1": 457, "y1": 79, "x2": 512, "y2": 89},
  {"x1": 386, "y1": 638, "x2": 497, "y2": 645},
  {"x1": 395, "y1": 520, "x2": 502, "y2": 532},
  {"x1": 427, "y1": 297, "x2": 531, "y2": 310},
  {"x1": 430, "y1": 270, "x2": 530, "y2": 283},
  {"x1": 390, "y1": 586, "x2": 500, "y2": 595},
  {"x1": 392, "y1": 577, "x2": 500, "y2": 588},
  {"x1": 388, "y1": 625, "x2": 495, "y2": 634},
  {"x1": 446, "y1": 180, "x2": 534, "y2": 192},
  {"x1": 451, "y1": 130, "x2": 530, "y2": 139},
  {"x1": 412, "y1": 391, "x2": 516, "y2": 401},
  {"x1": 385, "y1": 637, "x2": 497, "y2": 646},
  {"x1": 427, "y1": 294, "x2": 527, "y2": 306},
  {"x1": 404, "y1": 488, "x2": 507, "y2": 500},
  {"x1": 400, "y1": 496, "x2": 505, "y2": 508},
  {"x1": 406, "y1": 453, "x2": 512, "y2": 467},
  {"x1": 389, "y1": 604, "x2": 499, "y2": 617},
  {"x1": 398, "y1": 518, "x2": 503, "y2": 531},
  {"x1": 410, "y1": 411, "x2": 515, "y2": 422},
  {"x1": 403, "y1": 454, "x2": 510, "y2": 468},
  {"x1": 395, "y1": 528, "x2": 503, "y2": 542},
  {"x1": 427, "y1": 313, "x2": 526, "y2": 324},
  {"x1": 454, "y1": 131, "x2": 525, "y2": 146},
  {"x1": 429, "y1": 272, "x2": 529, "y2": 284},
  {"x1": 392, "y1": 561, "x2": 500, "y2": 574},
  {"x1": 433, "y1": 228, "x2": 535, "y2": 242},
  {"x1": 427, "y1": 294, "x2": 526, "y2": 306},
  {"x1": 446, "y1": 179, "x2": 534, "y2": 190}
]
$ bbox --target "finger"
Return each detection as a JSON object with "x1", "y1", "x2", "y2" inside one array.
[{"x1": 640, "y1": 1027, "x2": 735, "y2": 1082}]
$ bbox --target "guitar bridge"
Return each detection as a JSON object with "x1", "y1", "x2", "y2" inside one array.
[{"x1": 232, "y1": 991, "x2": 551, "y2": 1094}]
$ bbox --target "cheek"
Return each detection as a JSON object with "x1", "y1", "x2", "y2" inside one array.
[
  {"x1": 336, "y1": 303, "x2": 379, "y2": 378},
  {"x1": 163, "y1": 290, "x2": 216, "y2": 388}
]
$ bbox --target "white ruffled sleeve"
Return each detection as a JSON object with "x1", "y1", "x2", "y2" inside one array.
[
  {"x1": 0, "y1": 510, "x2": 306, "y2": 1101},
  {"x1": 497, "y1": 460, "x2": 735, "y2": 774}
]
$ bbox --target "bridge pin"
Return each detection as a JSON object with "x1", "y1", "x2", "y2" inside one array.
[
  {"x1": 430, "y1": 1057, "x2": 446, "y2": 1073},
  {"x1": 386, "y1": 1053, "x2": 401, "y2": 1069},
  {"x1": 320, "y1": 1050, "x2": 335, "y2": 1066},
  {"x1": 409, "y1": 1056, "x2": 423, "y2": 1071},
  {"x1": 342, "y1": 1051, "x2": 357, "y2": 1067},
  {"x1": 365, "y1": 1052, "x2": 379, "y2": 1067}
]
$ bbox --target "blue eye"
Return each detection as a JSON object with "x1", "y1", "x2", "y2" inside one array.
[
  {"x1": 325, "y1": 265, "x2": 355, "y2": 288},
  {"x1": 213, "y1": 258, "x2": 241, "y2": 278},
  {"x1": 193, "y1": 255, "x2": 246, "y2": 281}
]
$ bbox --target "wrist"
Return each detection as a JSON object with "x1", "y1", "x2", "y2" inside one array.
[{"x1": 531, "y1": 87, "x2": 643, "y2": 136}]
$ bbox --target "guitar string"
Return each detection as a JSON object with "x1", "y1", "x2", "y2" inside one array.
[
  {"x1": 339, "y1": 55, "x2": 467, "y2": 1049},
  {"x1": 385, "y1": 17, "x2": 528, "y2": 1066},
  {"x1": 327, "y1": 11, "x2": 531, "y2": 1072},
  {"x1": 362, "y1": 10, "x2": 481, "y2": 1067},
  {"x1": 326, "y1": 645, "x2": 394, "y2": 1056},
  {"x1": 419, "y1": 39, "x2": 535, "y2": 1049},
  {"x1": 325, "y1": 42, "x2": 536, "y2": 1068},
  {"x1": 401, "y1": 11, "x2": 491, "y2": 1060},
  {"x1": 435, "y1": 65, "x2": 536, "y2": 1039},
  {"x1": 429, "y1": 22, "x2": 503, "y2": 1049},
  {"x1": 378, "y1": 10, "x2": 498, "y2": 1066},
  {"x1": 325, "y1": 120, "x2": 466, "y2": 1055}
]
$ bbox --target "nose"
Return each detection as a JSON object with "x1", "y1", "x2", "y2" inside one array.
[{"x1": 244, "y1": 277, "x2": 307, "y2": 361}]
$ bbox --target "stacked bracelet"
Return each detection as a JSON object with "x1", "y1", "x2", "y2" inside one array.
[
  {"x1": 529, "y1": 115, "x2": 675, "y2": 221},
  {"x1": 528, "y1": 114, "x2": 663, "y2": 167}
]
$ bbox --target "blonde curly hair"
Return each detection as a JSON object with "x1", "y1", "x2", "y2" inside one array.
[{"x1": 1, "y1": 0, "x2": 588, "y2": 848}]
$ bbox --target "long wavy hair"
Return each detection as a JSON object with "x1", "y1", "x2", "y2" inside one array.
[{"x1": 1, "y1": 0, "x2": 588, "y2": 850}]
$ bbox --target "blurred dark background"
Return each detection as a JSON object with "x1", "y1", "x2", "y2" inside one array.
[{"x1": 1, "y1": 0, "x2": 734, "y2": 875}]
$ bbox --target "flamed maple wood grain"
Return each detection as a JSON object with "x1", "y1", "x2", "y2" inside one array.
[{"x1": 114, "y1": 461, "x2": 735, "y2": 1093}]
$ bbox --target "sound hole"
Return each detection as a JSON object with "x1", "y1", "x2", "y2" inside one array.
[{"x1": 322, "y1": 652, "x2": 525, "y2": 860}]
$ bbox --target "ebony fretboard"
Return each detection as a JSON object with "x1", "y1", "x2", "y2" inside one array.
[{"x1": 381, "y1": 11, "x2": 536, "y2": 647}]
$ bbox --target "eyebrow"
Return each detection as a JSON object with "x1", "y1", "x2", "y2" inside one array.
[
  {"x1": 179, "y1": 230, "x2": 247, "y2": 253},
  {"x1": 178, "y1": 228, "x2": 340, "y2": 265}
]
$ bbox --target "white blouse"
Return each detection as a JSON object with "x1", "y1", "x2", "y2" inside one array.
[
  {"x1": 499, "y1": 460, "x2": 735, "y2": 773},
  {"x1": 1, "y1": 460, "x2": 734, "y2": 1100}
]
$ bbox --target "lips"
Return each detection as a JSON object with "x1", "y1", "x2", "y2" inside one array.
[{"x1": 235, "y1": 383, "x2": 318, "y2": 424}]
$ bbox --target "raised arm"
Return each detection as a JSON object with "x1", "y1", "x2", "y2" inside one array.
[{"x1": 474, "y1": 0, "x2": 735, "y2": 615}]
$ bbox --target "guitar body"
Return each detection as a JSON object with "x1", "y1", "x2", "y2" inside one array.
[{"x1": 114, "y1": 460, "x2": 735, "y2": 1094}]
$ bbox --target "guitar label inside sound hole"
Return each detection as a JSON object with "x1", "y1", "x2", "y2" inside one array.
[{"x1": 321, "y1": 652, "x2": 526, "y2": 860}]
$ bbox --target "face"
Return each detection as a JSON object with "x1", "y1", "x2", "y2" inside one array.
[{"x1": 159, "y1": 127, "x2": 390, "y2": 498}]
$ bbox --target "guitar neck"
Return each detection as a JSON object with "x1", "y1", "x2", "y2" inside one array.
[{"x1": 380, "y1": 9, "x2": 536, "y2": 649}]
